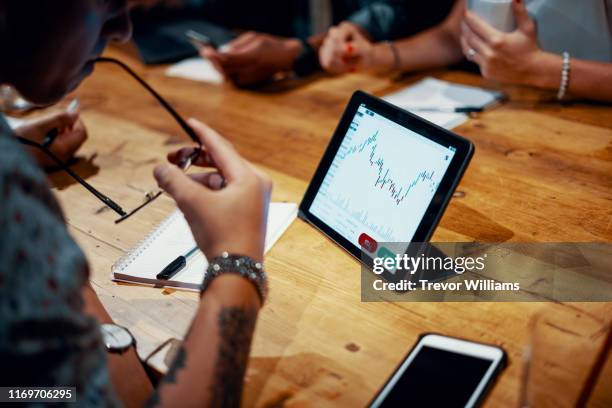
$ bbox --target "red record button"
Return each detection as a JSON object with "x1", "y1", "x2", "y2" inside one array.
[{"x1": 358, "y1": 233, "x2": 378, "y2": 253}]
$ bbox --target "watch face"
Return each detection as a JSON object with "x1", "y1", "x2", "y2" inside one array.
[{"x1": 101, "y1": 323, "x2": 134, "y2": 352}]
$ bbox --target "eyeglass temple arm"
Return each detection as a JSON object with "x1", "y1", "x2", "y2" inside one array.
[
  {"x1": 95, "y1": 57, "x2": 201, "y2": 147},
  {"x1": 16, "y1": 136, "x2": 127, "y2": 217}
]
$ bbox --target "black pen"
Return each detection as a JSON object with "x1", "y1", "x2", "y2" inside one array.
[
  {"x1": 157, "y1": 246, "x2": 199, "y2": 280},
  {"x1": 42, "y1": 99, "x2": 81, "y2": 148},
  {"x1": 406, "y1": 106, "x2": 485, "y2": 113},
  {"x1": 42, "y1": 128, "x2": 59, "y2": 148}
]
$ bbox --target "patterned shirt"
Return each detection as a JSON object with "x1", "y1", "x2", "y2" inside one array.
[{"x1": 0, "y1": 116, "x2": 118, "y2": 407}]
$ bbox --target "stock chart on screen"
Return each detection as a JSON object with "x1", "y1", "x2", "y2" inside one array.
[{"x1": 309, "y1": 105, "x2": 456, "y2": 247}]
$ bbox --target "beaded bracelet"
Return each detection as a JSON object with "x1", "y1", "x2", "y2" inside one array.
[
  {"x1": 557, "y1": 52, "x2": 571, "y2": 100},
  {"x1": 385, "y1": 41, "x2": 401, "y2": 71},
  {"x1": 202, "y1": 252, "x2": 268, "y2": 304}
]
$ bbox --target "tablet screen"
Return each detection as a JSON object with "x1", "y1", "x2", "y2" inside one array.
[{"x1": 309, "y1": 104, "x2": 457, "y2": 250}]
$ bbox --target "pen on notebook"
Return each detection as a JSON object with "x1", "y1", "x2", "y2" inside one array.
[
  {"x1": 406, "y1": 106, "x2": 485, "y2": 113},
  {"x1": 157, "y1": 246, "x2": 199, "y2": 281}
]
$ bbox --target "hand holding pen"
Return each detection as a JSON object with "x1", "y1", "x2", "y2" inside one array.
[{"x1": 14, "y1": 99, "x2": 87, "y2": 168}]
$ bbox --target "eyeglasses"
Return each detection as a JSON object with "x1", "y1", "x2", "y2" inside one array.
[{"x1": 16, "y1": 57, "x2": 202, "y2": 224}]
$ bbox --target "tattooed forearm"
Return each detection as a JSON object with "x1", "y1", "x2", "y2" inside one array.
[
  {"x1": 144, "y1": 305, "x2": 258, "y2": 408},
  {"x1": 209, "y1": 306, "x2": 258, "y2": 408},
  {"x1": 145, "y1": 346, "x2": 188, "y2": 407},
  {"x1": 162, "y1": 346, "x2": 188, "y2": 384}
]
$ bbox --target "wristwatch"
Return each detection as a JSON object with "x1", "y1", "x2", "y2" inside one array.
[
  {"x1": 293, "y1": 39, "x2": 321, "y2": 77},
  {"x1": 100, "y1": 323, "x2": 136, "y2": 354}
]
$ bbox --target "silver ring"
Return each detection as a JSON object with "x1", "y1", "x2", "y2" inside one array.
[{"x1": 467, "y1": 48, "x2": 477, "y2": 60}]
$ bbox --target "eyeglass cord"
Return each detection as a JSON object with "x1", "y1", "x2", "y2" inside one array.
[{"x1": 15, "y1": 57, "x2": 203, "y2": 222}]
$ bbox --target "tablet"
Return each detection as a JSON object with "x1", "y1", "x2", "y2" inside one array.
[{"x1": 299, "y1": 91, "x2": 474, "y2": 265}]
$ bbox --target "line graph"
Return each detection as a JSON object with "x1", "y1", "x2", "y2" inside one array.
[
  {"x1": 368, "y1": 142, "x2": 437, "y2": 206},
  {"x1": 309, "y1": 105, "x2": 455, "y2": 246},
  {"x1": 338, "y1": 130, "x2": 379, "y2": 159},
  {"x1": 339, "y1": 131, "x2": 439, "y2": 206}
]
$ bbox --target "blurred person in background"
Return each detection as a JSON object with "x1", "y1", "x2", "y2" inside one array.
[
  {"x1": 319, "y1": 0, "x2": 612, "y2": 102},
  {"x1": 135, "y1": 0, "x2": 455, "y2": 86}
]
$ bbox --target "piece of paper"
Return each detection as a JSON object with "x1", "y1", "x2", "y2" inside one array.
[
  {"x1": 383, "y1": 77, "x2": 503, "y2": 129},
  {"x1": 165, "y1": 57, "x2": 224, "y2": 84},
  {"x1": 5, "y1": 116, "x2": 25, "y2": 129}
]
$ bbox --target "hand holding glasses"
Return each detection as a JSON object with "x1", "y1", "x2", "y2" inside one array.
[{"x1": 15, "y1": 57, "x2": 203, "y2": 224}]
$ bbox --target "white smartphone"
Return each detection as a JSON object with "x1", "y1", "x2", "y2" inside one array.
[{"x1": 369, "y1": 333, "x2": 507, "y2": 408}]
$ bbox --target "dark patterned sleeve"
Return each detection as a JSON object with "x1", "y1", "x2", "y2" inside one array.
[
  {"x1": 347, "y1": 0, "x2": 456, "y2": 41},
  {"x1": 0, "y1": 126, "x2": 120, "y2": 407}
]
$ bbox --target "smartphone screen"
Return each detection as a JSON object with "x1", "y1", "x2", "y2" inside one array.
[{"x1": 370, "y1": 335, "x2": 505, "y2": 408}]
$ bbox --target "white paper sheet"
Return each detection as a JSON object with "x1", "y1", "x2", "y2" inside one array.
[
  {"x1": 383, "y1": 77, "x2": 503, "y2": 129},
  {"x1": 5, "y1": 116, "x2": 25, "y2": 129},
  {"x1": 165, "y1": 57, "x2": 224, "y2": 84}
]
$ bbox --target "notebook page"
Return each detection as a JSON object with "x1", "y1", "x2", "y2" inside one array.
[
  {"x1": 265, "y1": 202, "x2": 299, "y2": 252},
  {"x1": 383, "y1": 77, "x2": 503, "y2": 129},
  {"x1": 112, "y1": 212, "x2": 204, "y2": 289},
  {"x1": 112, "y1": 202, "x2": 298, "y2": 290}
]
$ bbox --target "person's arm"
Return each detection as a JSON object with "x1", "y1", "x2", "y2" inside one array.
[
  {"x1": 461, "y1": 1, "x2": 612, "y2": 102},
  {"x1": 148, "y1": 275, "x2": 261, "y2": 407},
  {"x1": 375, "y1": 0, "x2": 465, "y2": 73},
  {"x1": 319, "y1": 0, "x2": 464, "y2": 74},
  {"x1": 145, "y1": 118, "x2": 272, "y2": 407},
  {"x1": 201, "y1": 30, "x2": 328, "y2": 87},
  {"x1": 201, "y1": 32, "x2": 304, "y2": 86},
  {"x1": 13, "y1": 108, "x2": 88, "y2": 168},
  {"x1": 528, "y1": 56, "x2": 612, "y2": 102},
  {"x1": 81, "y1": 284, "x2": 153, "y2": 408}
]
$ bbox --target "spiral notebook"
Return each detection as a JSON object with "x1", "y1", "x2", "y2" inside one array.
[{"x1": 112, "y1": 202, "x2": 298, "y2": 291}]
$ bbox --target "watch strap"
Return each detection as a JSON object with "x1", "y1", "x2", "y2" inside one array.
[{"x1": 293, "y1": 39, "x2": 321, "y2": 77}]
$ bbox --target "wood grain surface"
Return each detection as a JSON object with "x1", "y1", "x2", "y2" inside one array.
[{"x1": 44, "y1": 45, "x2": 612, "y2": 407}]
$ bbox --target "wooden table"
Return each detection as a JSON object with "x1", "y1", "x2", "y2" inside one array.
[{"x1": 47, "y1": 45, "x2": 612, "y2": 407}]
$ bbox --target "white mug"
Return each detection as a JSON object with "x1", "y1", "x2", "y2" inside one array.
[{"x1": 469, "y1": 0, "x2": 516, "y2": 32}]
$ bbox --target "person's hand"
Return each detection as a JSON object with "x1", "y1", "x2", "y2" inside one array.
[
  {"x1": 461, "y1": 0, "x2": 545, "y2": 86},
  {"x1": 201, "y1": 32, "x2": 303, "y2": 87},
  {"x1": 154, "y1": 119, "x2": 272, "y2": 262},
  {"x1": 15, "y1": 107, "x2": 88, "y2": 168},
  {"x1": 319, "y1": 22, "x2": 378, "y2": 74}
]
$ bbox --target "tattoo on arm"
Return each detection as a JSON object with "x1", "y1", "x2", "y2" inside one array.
[
  {"x1": 145, "y1": 346, "x2": 187, "y2": 407},
  {"x1": 145, "y1": 306, "x2": 257, "y2": 408},
  {"x1": 162, "y1": 346, "x2": 188, "y2": 384},
  {"x1": 210, "y1": 307, "x2": 258, "y2": 408}
]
